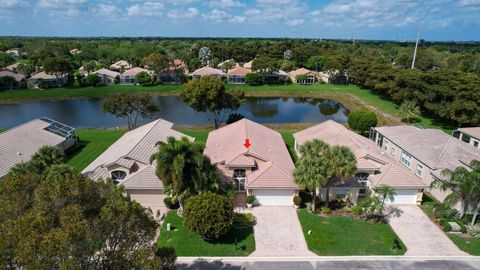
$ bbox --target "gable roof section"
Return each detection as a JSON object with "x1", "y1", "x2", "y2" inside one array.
[
  {"x1": 122, "y1": 164, "x2": 163, "y2": 189},
  {"x1": 289, "y1": 68, "x2": 314, "y2": 77},
  {"x1": 0, "y1": 70, "x2": 25, "y2": 81},
  {"x1": 294, "y1": 120, "x2": 426, "y2": 188},
  {"x1": 120, "y1": 67, "x2": 149, "y2": 77},
  {"x1": 204, "y1": 119, "x2": 297, "y2": 189},
  {"x1": 227, "y1": 67, "x2": 252, "y2": 75},
  {"x1": 94, "y1": 68, "x2": 120, "y2": 78},
  {"x1": 191, "y1": 66, "x2": 225, "y2": 76}
]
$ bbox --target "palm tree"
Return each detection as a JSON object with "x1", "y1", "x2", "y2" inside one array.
[
  {"x1": 397, "y1": 100, "x2": 421, "y2": 123},
  {"x1": 376, "y1": 185, "x2": 396, "y2": 215},
  {"x1": 30, "y1": 146, "x2": 65, "y2": 174},
  {"x1": 432, "y1": 166, "x2": 474, "y2": 218},
  {"x1": 323, "y1": 145, "x2": 357, "y2": 202},
  {"x1": 293, "y1": 139, "x2": 330, "y2": 211},
  {"x1": 467, "y1": 160, "x2": 480, "y2": 225}
]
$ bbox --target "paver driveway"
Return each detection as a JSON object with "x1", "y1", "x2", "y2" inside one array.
[
  {"x1": 386, "y1": 205, "x2": 467, "y2": 256},
  {"x1": 249, "y1": 206, "x2": 316, "y2": 257}
]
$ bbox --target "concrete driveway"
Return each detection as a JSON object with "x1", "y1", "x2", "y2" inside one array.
[
  {"x1": 386, "y1": 205, "x2": 467, "y2": 256},
  {"x1": 249, "y1": 206, "x2": 316, "y2": 257}
]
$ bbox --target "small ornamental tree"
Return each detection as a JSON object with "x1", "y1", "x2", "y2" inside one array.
[
  {"x1": 245, "y1": 73, "x2": 263, "y2": 86},
  {"x1": 85, "y1": 73, "x2": 101, "y2": 87},
  {"x1": 183, "y1": 192, "x2": 234, "y2": 240},
  {"x1": 135, "y1": 71, "x2": 153, "y2": 86},
  {"x1": 347, "y1": 111, "x2": 378, "y2": 134}
]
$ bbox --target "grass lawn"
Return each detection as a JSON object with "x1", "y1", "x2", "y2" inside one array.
[
  {"x1": 448, "y1": 234, "x2": 480, "y2": 256},
  {"x1": 66, "y1": 129, "x2": 127, "y2": 171},
  {"x1": 297, "y1": 209, "x2": 406, "y2": 255},
  {"x1": 157, "y1": 212, "x2": 255, "y2": 256}
]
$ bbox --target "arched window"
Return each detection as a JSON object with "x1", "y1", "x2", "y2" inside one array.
[
  {"x1": 111, "y1": 170, "x2": 127, "y2": 184},
  {"x1": 233, "y1": 169, "x2": 246, "y2": 191},
  {"x1": 355, "y1": 172, "x2": 369, "y2": 195}
]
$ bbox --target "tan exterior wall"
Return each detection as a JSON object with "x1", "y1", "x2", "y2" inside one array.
[
  {"x1": 216, "y1": 155, "x2": 267, "y2": 188},
  {"x1": 319, "y1": 188, "x2": 360, "y2": 204}
]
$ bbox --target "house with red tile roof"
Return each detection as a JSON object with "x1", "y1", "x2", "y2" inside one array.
[
  {"x1": 294, "y1": 120, "x2": 426, "y2": 205},
  {"x1": 120, "y1": 67, "x2": 151, "y2": 85},
  {"x1": 203, "y1": 119, "x2": 298, "y2": 206},
  {"x1": 191, "y1": 66, "x2": 225, "y2": 79},
  {"x1": 227, "y1": 67, "x2": 252, "y2": 84},
  {"x1": 0, "y1": 70, "x2": 26, "y2": 89},
  {"x1": 288, "y1": 68, "x2": 317, "y2": 84}
]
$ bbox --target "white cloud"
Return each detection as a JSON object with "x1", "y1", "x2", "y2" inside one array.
[
  {"x1": 0, "y1": 0, "x2": 22, "y2": 8},
  {"x1": 168, "y1": 7, "x2": 199, "y2": 19},
  {"x1": 229, "y1": 15, "x2": 245, "y2": 23},
  {"x1": 37, "y1": 0, "x2": 86, "y2": 8},
  {"x1": 208, "y1": 0, "x2": 245, "y2": 8},
  {"x1": 243, "y1": 0, "x2": 307, "y2": 26},
  {"x1": 92, "y1": 3, "x2": 120, "y2": 18},
  {"x1": 287, "y1": 18, "x2": 303, "y2": 26},
  {"x1": 202, "y1": 9, "x2": 229, "y2": 22},
  {"x1": 127, "y1": 1, "x2": 164, "y2": 16}
]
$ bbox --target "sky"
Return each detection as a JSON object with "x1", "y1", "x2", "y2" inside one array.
[{"x1": 0, "y1": 0, "x2": 479, "y2": 41}]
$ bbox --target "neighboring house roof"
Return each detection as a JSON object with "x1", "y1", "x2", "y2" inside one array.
[
  {"x1": 93, "y1": 68, "x2": 120, "y2": 78},
  {"x1": 243, "y1": 60, "x2": 253, "y2": 69},
  {"x1": 109, "y1": 60, "x2": 131, "y2": 70},
  {"x1": 120, "y1": 67, "x2": 149, "y2": 77},
  {"x1": 191, "y1": 66, "x2": 225, "y2": 76},
  {"x1": 173, "y1": 59, "x2": 186, "y2": 66},
  {"x1": 289, "y1": 68, "x2": 315, "y2": 77},
  {"x1": 69, "y1": 48, "x2": 81, "y2": 55},
  {"x1": 5, "y1": 62, "x2": 21, "y2": 71},
  {"x1": 228, "y1": 67, "x2": 252, "y2": 75},
  {"x1": 204, "y1": 119, "x2": 297, "y2": 189},
  {"x1": 82, "y1": 119, "x2": 193, "y2": 190},
  {"x1": 458, "y1": 127, "x2": 480, "y2": 140},
  {"x1": 219, "y1": 59, "x2": 240, "y2": 68},
  {"x1": 293, "y1": 120, "x2": 426, "y2": 189},
  {"x1": 319, "y1": 70, "x2": 345, "y2": 78},
  {"x1": 29, "y1": 71, "x2": 67, "y2": 80},
  {"x1": 374, "y1": 125, "x2": 480, "y2": 179},
  {"x1": 0, "y1": 118, "x2": 74, "y2": 178},
  {"x1": 0, "y1": 70, "x2": 25, "y2": 82}
]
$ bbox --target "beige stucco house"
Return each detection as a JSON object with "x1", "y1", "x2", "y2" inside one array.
[
  {"x1": 294, "y1": 120, "x2": 426, "y2": 205},
  {"x1": 82, "y1": 119, "x2": 193, "y2": 215},
  {"x1": 109, "y1": 60, "x2": 132, "y2": 72},
  {"x1": 370, "y1": 125, "x2": 480, "y2": 202},
  {"x1": 120, "y1": 67, "x2": 151, "y2": 85},
  {"x1": 27, "y1": 71, "x2": 69, "y2": 89},
  {"x1": 191, "y1": 66, "x2": 226, "y2": 79},
  {"x1": 203, "y1": 119, "x2": 298, "y2": 206},
  {"x1": 289, "y1": 68, "x2": 317, "y2": 84},
  {"x1": 227, "y1": 67, "x2": 252, "y2": 84},
  {"x1": 93, "y1": 68, "x2": 120, "y2": 85},
  {"x1": 453, "y1": 127, "x2": 480, "y2": 150}
]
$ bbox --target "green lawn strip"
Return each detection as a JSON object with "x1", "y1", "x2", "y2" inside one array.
[
  {"x1": 177, "y1": 128, "x2": 211, "y2": 147},
  {"x1": 157, "y1": 212, "x2": 255, "y2": 256},
  {"x1": 420, "y1": 193, "x2": 441, "y2": 220},
  {"x1": 66, "y1": 129, "x2": 127, "y2": 171},
  {"x1": 448, "y1": 234, "x2": 480, "y2": 255},
  {"x1": 297, "y1": 209, "x2": 406, "y2": 255}
]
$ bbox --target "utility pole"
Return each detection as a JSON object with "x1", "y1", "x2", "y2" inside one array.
[{"x1": 411, "y1": 26, "x2": 420, "y2": 69}]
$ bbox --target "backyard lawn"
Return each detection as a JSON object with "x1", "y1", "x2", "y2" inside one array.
[
  {"x1": 157, "y1": 212, "x2": 255, "y2": 256},
  {"x1": 297, "y1": 209, "x2": 406, "y2": 255}
]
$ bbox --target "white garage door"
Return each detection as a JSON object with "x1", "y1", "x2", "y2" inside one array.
[
  {"x1": 386, "y1": 189, "x2": 417, "y2": 205},
  {"x1": 126, "y1": 189, "x2": 165, "y2": 211},
  {"x1": 253, "y1": 189, "x2": 295, "y2": 206}
]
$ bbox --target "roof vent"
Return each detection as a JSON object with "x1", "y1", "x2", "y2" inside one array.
[
  {"x1": 16, "y1": 152, "x2": 22, "y2": 156},
  {"x1": 269, "y1": 149, "x2": 272, "y2": 153},
  {"x1": 381, "y1": 151, "x2": 384, "y2": 155}
]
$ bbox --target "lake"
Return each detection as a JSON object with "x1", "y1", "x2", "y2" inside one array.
[{"x1": 0, "y1": 96, "x2": 348, "y2": 129}]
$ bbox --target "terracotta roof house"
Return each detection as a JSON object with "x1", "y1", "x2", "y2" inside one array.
[
  {"x1": 27, "y1": 71, "x2": 69, "y2": 89},
  {"x1": 93, "y1": 68, "x2": 120, "y2": 85},
  {"x1": 120, "y1": 67, "x2": 151, "y2": 85},
  {"x1": 191, "y1": 66, "x2": 225, "y2": 79},
  {"x1": 0, "y1": 70, "x2": 26, "y2": 89},
  {"x1": 83, "y1": 119, "x2": 193, "y2": 214},
  {"x1": 319, "y1": 70, "x2": 348, "y2": 85},
  {"x1": 109, "y1": 60, "x2": 132, "y2": 72},
  {"x1": 203, "y1": 119, "x2": 298, "y2": 206},
  {"x1": 227, "y1": 67, "x2": 252, "y2": 84},
  {"x1": 0, "y1": 117, "x2": 77, "y2": 179},
  {"x1": 370, "y1": 125, "x2": 480, "y2": 202},
  {"x1": 157, "y1": 59, "x2": 189, "y2": 84},
  {"x1": 294, "y1": 120, "x2": 426, "y2": 205},
  {"x1": 289, "y1": 68, "x2": 317, "y2": 84},
  {"x1": 453, "y1": 127, "x2": 480, "y2": 150}
]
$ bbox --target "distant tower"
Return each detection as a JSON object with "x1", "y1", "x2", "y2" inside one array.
[{"x1": 411, "y1": 26, "x2": 420, "y2": 69}]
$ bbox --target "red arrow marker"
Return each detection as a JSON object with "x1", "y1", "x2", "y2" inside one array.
[{"x1": 243, "y1": 139, "x2": 251, "y2": 149}]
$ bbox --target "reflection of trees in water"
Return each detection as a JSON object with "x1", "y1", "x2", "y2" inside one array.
[
  {"x1": 318, "y1": 100, "x2": 341, "y2": 116},
  {"x1": 248, "y1": 98, "x2": 279, "y2": 118},
  {"x1": 293, "y1": 97, "x2": 320, "y2": 106}
]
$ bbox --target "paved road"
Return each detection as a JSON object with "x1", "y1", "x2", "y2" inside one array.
[
  {"x1": 176, "y1": 257, "x2": 480, "y2": 270},
  {"x1": 386, "y1": 206, "x2": 466, "y2": 256},
  {"x1": 249, "y1": 206, "x2": 315, "y2": 257}
]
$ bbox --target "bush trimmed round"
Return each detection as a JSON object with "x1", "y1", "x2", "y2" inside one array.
[{"x1": 347, "y1": 111, "x2": 378, "y2": 133}]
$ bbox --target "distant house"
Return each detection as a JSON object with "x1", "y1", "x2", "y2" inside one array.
[
  {"x1": 0, "y1": 117, "x2": 77, "y2": 178},
  {"x1": 294, "y1": 121, "x2": 426, "y2": 205},
  {"x1": 219, "y1": 59, "x2": 240, "y2": 71},
  {"x1": 319, "y1": 70, "x2": 348, "y2": 85},
  {"x1": 5, "y1": 49, "x2": 21, "y2": 59},
  {"x1": 370, "y1": 125, "x2": 480, "y2": 203},
  {"x1": 120, "y1": 67, "x2": 150, "y2": 85},
  {"x1": 109, "y1": 60, "x2": 132, "y2": 72},
  {"x1": 191, "y1": 66, "x2": 225, "y2": 79},
  {"x1": 453, "y1": 127, "x2": 480, "y2": 150},
  {"x1": 82, "y1": 119, "x2": 193, "y2": 214},
  {"x1": 289, "y1": 68, "x2": 317, "y2": 84},
  {"x1": 93, "y1": 68, "x2": 120, "y2": 85},
  {"x1": 243, "y1": 60, "x2": 253, "y2": 69},
  {"x1": 69, "y1": 48, "x2": 81, "y2": 55},
  {"x1": 0, "y1": 70, "x2": 26, "y2": 89},
  {"x1": 263, "y1": 70, "x2": 290, "y2": 84},
  {"x1": 157, "y1": 59, "x2": 189, "y2": 84},
  {"x1": 227, "y1": 67, "x2": 252, "y2": 84},
  {"x1": 5, "y1": 62, "x2": 21, "y2": 72},
  {"x1": 27, "y1": 71, "x2": 69, "y2": 89}
]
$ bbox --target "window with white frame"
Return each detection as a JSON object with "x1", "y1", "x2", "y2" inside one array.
[
  {"x1": 400, "y1": 151, "x2": 412, "y2": 167},
  {"x1": 233, "y1": 169, "x2": 246, "y2": 191},
  {"x1": 383, "y1": 140, "x2": 389, "y2": 151},
  {"x1": 111, "y1": 170, "x2": 127, "y2": 184},
  {"x1": 416, "y1": 164, "x2": 424, "y2": 177},
  {"x1": 355, "y1": 172, "x2": 369, "y2": 195},
  {"x1": 336, "y1": 189, "x2": 347, "y2": 199},
  {"x1": 391, "y1": 146, "x2": 396, "y2": 155}
]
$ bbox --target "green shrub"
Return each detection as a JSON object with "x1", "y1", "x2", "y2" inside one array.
[
  {"x1": 246, "y1": 195, "x2": 255, "y2": 205},
  {"x1": 226, "y1": 113, "x2": 244, "y2": 124},
  {"x1": 442, "y1": 208, "x2": 461, "y2": 220},
  {"x1": 233, "y1": 213, "x2": 256, "y2": 228},
  {"x1": 293, "y1": 195, "x2": 302, "y2": 206},
  {"x1": 135, "y1": 71, "x2": 153, "y2": 86},
  {"x1": 155, "y1": 246, "x2": 177, "y2": 270},
  {"x1": 351, "y1": 205, "x2": 364, "y2": 215},
  {"x1": 163, "y1": 197, "x2": 179, "y2": 210},
  {"x1": 299, "y1": 190, "x2": 313, "y2": 203},
  {"x1": 183, "y1": 192, "x2": 234, "y2": 240},
  {"x1": 85, "y1": 73, "x2": 101, "y2": 87},
  {"x1": 472, "y1": 226, "x2": 480, "y2": 238},
  {"x1": 245, "y1": 73, "x2": 263, "y2": 86},
  {"x1": 442, "y1": 222, "x2": 452, "y2": 232},
  {"x1": 458, "y1": 221, "x2": 467, "y2": 233},
  {"x1": 347, "y1": 111, "x2": 378, "y2": 134},
  {"x1": 321, "y1": 207, "x2": 331, "y2": 214}
]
